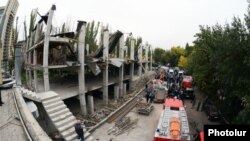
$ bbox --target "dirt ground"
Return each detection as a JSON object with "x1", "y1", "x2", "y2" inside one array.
[
  {"x1": 91, "y1": 100, "x2": 162, "y2": 141},
  {"x1": 90, "y1": 89, "x2": 220, "y2": 141}
]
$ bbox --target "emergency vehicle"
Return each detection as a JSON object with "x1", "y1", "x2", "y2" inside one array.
[
  {"x1": 154, "y1": 98, "x2": 190, "y2": 141},
  {"x1": 181, "y1": 75, "x2": 194, "y2": 99}
]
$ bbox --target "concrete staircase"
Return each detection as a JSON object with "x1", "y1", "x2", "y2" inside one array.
[
  {"x1": 40, "y1": 91, "x2": 78, "y2": 141},
  {"x1": 20, "y1": 88, "x2": 78, "y2": 141}
]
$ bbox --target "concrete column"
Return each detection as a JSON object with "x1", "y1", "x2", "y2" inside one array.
[
  {"x1": 28, "y1": 37, "x2": 32, "y2": 88},
  {"x1": 43, "y1": 5, "x2": 56, "y2": 91},
  {"x1": 103, "y1": 29, "x2": 109, "y2": 105},
  {"x1": 124, "y1": 46, "x2": 128, "y2": 58},
  {"x1": 114, "y1": 43, "x2": 118, "y2": 58},
  {"x1": 88, "y1": 95, "x2": 94, "y2": 115},
  {"x1": 114, "y1": 85, "x2": 119, "y2": 100},
  {"x1": 145, "y1": 45, "x2": 148, "y2": 72},
  {"x1": 14, "y1": 45, "x2": 22, "y2": 86},
  {"x1": 150, "y1": 46, "x2": 153, "y2": 71},
  {"x1": 25, "y1": 38, "x2": 29, "y2": 86},
  {"x1": 129, "y1": 39, "x2": 135, "y2": 89},
  {"x1": 86, "y1": 44, "x2": 89, "y2": 55},
  {"x1": 33, "y1": 50, "x2": 38, "y2": 92},
  {"x1": 119, "y1": 35, "x2": 124, "y2": 97},
  {"x1": 78, "y1": 21, "x2": 87, "y2": 115},
  {"x1": 0, "y1": 42, "x2": 2, "y2": 85},
  {"x1": 138, "y1": 44, "x2": 143, "y2": 76},
  {"x1": 33, "y1": 23, "x2": 41, "y2": 92},
  {"x1": 123, "y1": 83, "x2": 127, "y2": 96},
  {"x1": 25, "y1": 70, "x2": 28, "y2": 86},
  {"x1": 34, "y1": 23, "x2": 42, "y2": 43}
]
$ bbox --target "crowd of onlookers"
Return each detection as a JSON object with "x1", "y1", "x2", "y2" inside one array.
[{"x1": 145, "y1": 65, "x2": 192, "y2": 103}]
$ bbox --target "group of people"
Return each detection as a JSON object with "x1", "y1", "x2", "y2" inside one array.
[
  {"x1": 168, "y1": 83, "x2": 185, "y2": 101},
  {"x1": 155, "y1": 68, "x2": 184, "y2": 88},
  {"x1": 145, "y1": 66, "x2": 186, "y2": 103}
]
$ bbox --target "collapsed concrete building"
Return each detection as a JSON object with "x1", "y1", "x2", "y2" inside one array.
[{"x1": 14, "y1": 4, "x2": 154, "y2": 141}]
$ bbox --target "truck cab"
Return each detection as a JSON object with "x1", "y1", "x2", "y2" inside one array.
[{"x1": 181, "y1": 75, "x2": 194, "y2": 99}]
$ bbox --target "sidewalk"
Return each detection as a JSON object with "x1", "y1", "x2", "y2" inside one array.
[
  {"x1": 185, "y1": 87, "x2": 220, "y2": 134},
  {"x1": 0, "y1": 89, "x2": 27, "y2": 141}
]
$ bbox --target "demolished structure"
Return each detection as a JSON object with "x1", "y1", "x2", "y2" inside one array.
[{"x1": 13, "y1": 4, "x2": 154, "y2": 141}]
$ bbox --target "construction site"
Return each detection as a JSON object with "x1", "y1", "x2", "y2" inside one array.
[
  {"x1": 0, "y1": 0, "x2": 234, "y2": 141},
  {"x1": 0, "y1": 1, "x2": 157, "y2": 141}
]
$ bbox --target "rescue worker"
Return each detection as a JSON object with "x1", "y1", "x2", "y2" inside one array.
[
  {"x1": 159, "y1": 71, "x2": 165, "y2": 81},
  {"x1": 75, "y1": 120, "x2": 84, "y2": 141},
  {"x1": 146, "y1": 81, "x2": 155, "y2": 103}
]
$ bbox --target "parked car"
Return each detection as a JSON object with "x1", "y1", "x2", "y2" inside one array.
[{"x1": 203, "y1": 100, "x2": 221, "y2": 121}]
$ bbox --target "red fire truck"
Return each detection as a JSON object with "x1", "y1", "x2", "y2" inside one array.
[
  {"x1": 181, "y1": 75, "x2": 194, "y2": 99},
  {"x1": 153, "y1": 98, "x2": 191, "y2": 141}
]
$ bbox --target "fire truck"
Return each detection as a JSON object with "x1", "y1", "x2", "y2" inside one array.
[
  {"x1": 181, "y1": 75, "x2": 194, "y2": 99},
  {"x1": 153, "y1": 98, "x2": 191, "y2": 141}
]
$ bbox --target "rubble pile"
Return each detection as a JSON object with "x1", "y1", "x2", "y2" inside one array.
[
  {"x1": 136, "y1": 101, "x2": 154, "y2": 115},
  {"x1": 107, "y1": 117, "x2": 138, "y2": 136}
]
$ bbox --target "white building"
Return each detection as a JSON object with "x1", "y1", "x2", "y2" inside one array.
[{"x1": 0, "y1": 0, "x2": 18, "y2": 72}]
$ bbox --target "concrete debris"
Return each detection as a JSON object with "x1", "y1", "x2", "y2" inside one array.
[
  {"x1": 78, "y1": 91, "x2": 142, "y2": 132},
  {"x1": 107, "y1": 117, "x2": 138, "y2": 136},
  {"x1": 89, "y1": 109, "x2": 111, "y2": 122},
  {"x1": 136, "y1": 101, "x2": 154, "y2": 115}
]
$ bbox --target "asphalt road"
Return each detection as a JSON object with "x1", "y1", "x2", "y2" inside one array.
[{"x1": 91, "y1": 88, "x2": 220, "y2": 141}]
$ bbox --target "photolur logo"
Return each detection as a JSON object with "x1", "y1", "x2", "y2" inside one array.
[
  {"x1": 204, "y1": 125, "x2": 250, "y2": 140},
  {"x1": 208, "y1": 129, "x2": 247, "y2": 136}
]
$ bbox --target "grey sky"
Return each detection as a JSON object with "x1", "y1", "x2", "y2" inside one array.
[{"x1": 0, "y1": 0, "x2": 248, "y2": 49}]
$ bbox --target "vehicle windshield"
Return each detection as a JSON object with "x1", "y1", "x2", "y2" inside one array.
[{"x1": 183, "y1": 76, "x2": 192, "y2": 82}]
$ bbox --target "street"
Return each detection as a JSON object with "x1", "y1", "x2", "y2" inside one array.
[{"x1": 91, "y1": 88, "x2": 220, "y2": 141}]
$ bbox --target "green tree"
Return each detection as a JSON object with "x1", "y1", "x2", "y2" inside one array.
[
  {"x1": 186, "y1": 7, "x2": 250, "y2": 123},
  {"x1": 178, "y1": 55, "x2": 187, "y2": 68},
  {"x1": 85, "y1": 20, "x2": 100, "y2": 53},
  {"x1": 166, "y1": 47, "x2": 185, "y2": 66},
  {"x1": 185, "y1": 43, "x2": 194, "y2": 57},
  {"x1": 153, "y1": 48, "x2": 165, "y2": 64},
  {"x1": 23, "y1": 9, "x2": 37, "y2": 41}
]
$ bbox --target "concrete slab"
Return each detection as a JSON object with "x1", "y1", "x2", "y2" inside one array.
[
  {"x1": 37, "y1": 75, "x2": 131, "y2": 100},
  {"x1": 38, "y1": 91, "x2": 58, "y2": 100}
]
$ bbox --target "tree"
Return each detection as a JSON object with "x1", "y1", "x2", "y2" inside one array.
[
  {"x1": 185, "y1": 43, "x2": 194, "y2": 57},
  {"x1": 23, "y1": 9, "x2": 37, "y2": 41},
  {"x1": 85, "y1": 20, "x2": 100, "y2": 53},
  {"x1": 153, "y1": 48, "x2": 165, "y2": 64},
  {"x1": 166, "y1": 47, "x2": 185, "y2": 67},
  {"x1": 178, "y1": 55, "x2": 187, "y2": 68},
  {"x1": 186, "y1": 3, "x2": 250, "y2": 123}
]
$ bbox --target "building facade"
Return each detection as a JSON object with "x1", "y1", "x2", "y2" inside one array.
[{"x1": 0, "y1": 0, "x2": 18, "y2": 72}]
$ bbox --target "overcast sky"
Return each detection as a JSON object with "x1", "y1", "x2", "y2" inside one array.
[{"x1": 0, "y1": 0, "x2": 248, "y2": 49}]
